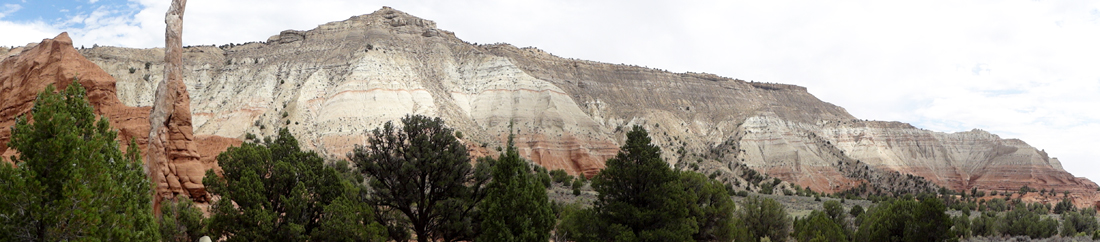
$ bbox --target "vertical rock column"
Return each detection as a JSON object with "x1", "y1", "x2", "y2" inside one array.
[{"x1": 147, "y1": 0, "x2": 203, "y2": 212}]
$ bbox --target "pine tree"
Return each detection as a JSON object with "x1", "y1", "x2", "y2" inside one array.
[
  {"x1": 591, "y1": 125, "x2": 696, "y2": 241},
  {"x1": 477, "y1": 134, "x2": 554, "y2": 242},
  {"x1": 0, "y1": 80, "x2": 158, "y2": 241}
]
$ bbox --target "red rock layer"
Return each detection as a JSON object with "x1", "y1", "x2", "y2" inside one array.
[
  {"x1": 0, "y1": 33, "x2": 151, "y2": 163},
  {"x1": 515, "y1": 133, "x2": 617, "y2": 178},
  {"x1": 0, "y1": 33, "x2": 239, "y2": 204}
]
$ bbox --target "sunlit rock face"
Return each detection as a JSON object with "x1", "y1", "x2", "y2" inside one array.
[
  {"x1": 0, "y1": 33, "x2": 240, "y2": 203},
  {"x1": 76, "y1": 7, "x2": 1098, "y2": 206}
]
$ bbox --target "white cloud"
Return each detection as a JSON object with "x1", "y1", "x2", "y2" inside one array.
[
  {"x1": 0, "y1": 20, "x2": 58, "y2": 47},
  {"x1": 2, "y1": 0, "x2": 1099, "y2": 182},
  {"x1": 0, "y1": 4, "x2": 21, "y2": 19},
  {"x1": 89, "y1": 0, "x2": 99, "y2": 4}
]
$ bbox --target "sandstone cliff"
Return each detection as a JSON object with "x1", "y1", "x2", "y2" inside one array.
[
  {"x1": 0, "y1": 33, "x2": 240, "y2": 202},
  {"x1": 72, "y1": 7, "x2": 1098, "y2": 206}
]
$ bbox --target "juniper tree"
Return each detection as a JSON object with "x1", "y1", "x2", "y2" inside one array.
[
  {"x1": 204, "y1": 128, "x2": 384, "y2": 241},
  {"x1": 350, "y1": 115, "x2": 490, "y2": 242}
]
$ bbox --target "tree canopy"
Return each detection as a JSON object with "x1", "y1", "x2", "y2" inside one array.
[
  {"x1": 855, "y1": 197, "x2": 954, "y2": 242},
  {"x1": 591, "y1": 125, "x2": 697, "y2": 241},
  {"x1": 350, "y1": 115, "x2": 489, "y2": 242},
  {"x1": 477, "y1": 134, "x2": 555, "y2": 242},
  {"x1": 0, "y1": 80, "x2": 158, "y2": 241},
  {"x1": 204, "y1": 128, "x2": 385, "y2": 241}
]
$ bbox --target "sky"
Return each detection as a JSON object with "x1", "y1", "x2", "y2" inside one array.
[{"x1": 3, "y1": 0, "x2": 1099, "y2": 183}]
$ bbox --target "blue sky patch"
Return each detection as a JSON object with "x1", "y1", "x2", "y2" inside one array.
[{"x1": 2, "y1": 0, "x2": 134, "y2": 28}]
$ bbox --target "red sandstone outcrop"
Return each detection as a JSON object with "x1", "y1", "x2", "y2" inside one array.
[
  {"x1": 0, "y1": 33, "x2": 150, "y2": 163},
  {"x1": 0, "y1": 33, "x2": 238, "y2": 204}
]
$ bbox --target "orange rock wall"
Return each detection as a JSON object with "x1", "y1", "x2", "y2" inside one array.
[{"x1": 0, "y1": 33, "x2": 238, "y2": 204}]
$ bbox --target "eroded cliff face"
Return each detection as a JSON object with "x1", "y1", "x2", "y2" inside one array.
[
  {"x1": 0, "y1": 33, "x2": 240, "y2": 203},
  {"x1": 75, "y1": 7, "x2": 1098, "y2": 205}
]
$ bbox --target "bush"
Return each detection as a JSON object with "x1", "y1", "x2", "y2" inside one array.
[
  {"x1": 739, "y1": 196, "x2": 791, "y2": 241},
  {"x1": 823, "y1": 200, "x2": 846, "y2": 225},
  {"x1": 849, "y1": 205, "x2": 864, "y2": 218},
  {"x1": 160, "y1": 198, "x2": 207, "y2": 242},
  {"x1": 987, "y1": 198, "x2": 1008, "y2": 212},
  {"x1": 855, "y1": 197, "x2": 954, "y2": 242},
  {"x1": 972, "y1": 212, "x2": 998, "y2": 237},
  {"x1": 550, "y1": 169, "x2": 573, "y2": 184},
  {"x1": 571, "y1": 179, "x2": 584, "y2": 195},
  {"x1": 999, "y1": 203, "x2": 1057, "y2": 238},
  {"x1": 950, "y1": 214, "x2": 971, "y2": 239},
  {"x1": 794, "y1": 210, "x2": 847, "y2": 242},
  {"x1": 1061, "y1": 209, "x2": 1099, "y2": 237},
  {"x1": 1053, "y1": 197, "x2": 1075, "y2": 214}
]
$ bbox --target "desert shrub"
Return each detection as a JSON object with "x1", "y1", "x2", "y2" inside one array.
[
  {"x1": 854, "y1": 197, "x2": 954, "y2": 242},
  {"x1": 739, "y1": 196, "x2": 791, "y2": 241},
  {"x1": 550, "y1": 169, "x2": 573, "y2": 184},
  {"x1": 794, "y1": 210, "x2": 847, "y2": 242}
]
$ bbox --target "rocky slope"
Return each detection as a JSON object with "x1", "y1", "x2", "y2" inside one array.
[
  {"x1": 0, "y1": 33, "x2": 240, "y2": 202},
  {"x1": 70, "y1": 7, "x2": 1097, "y2": 206}
]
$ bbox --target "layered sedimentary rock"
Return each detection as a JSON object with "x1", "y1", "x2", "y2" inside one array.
[
  {"x1": 1, "y1": 33, "x2": 151, "y2": 163},
  {"x1": 146, "y1": 0, "x2": 206, "y2": 208},
  {"x1": 75, "y1": 7, "x2": 1099, "y2": 205},
  {"x1": 0, "y1": 33, "x2": 238, "y2": 203}
]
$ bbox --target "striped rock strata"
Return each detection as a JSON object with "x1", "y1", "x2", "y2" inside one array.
[{"x1": 75, "y1": 7, "x2": 1099, "y2": 206}]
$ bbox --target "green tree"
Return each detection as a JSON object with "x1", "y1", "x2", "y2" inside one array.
[
  {"x1": 998, "y1": 203, "x2": 1056, "y2": 238},
  {"x1": 557, "y1": 204, "x2": 603, "y2": 242},
  {"x1": 0, "y1": 80, "x2": 158, "y2": 241},
  {"x1": 550, "y1": 169, "x2": 573, "y2": 184},
  {"x1": 794, "y1": 210, "x2": 847, "y2": 242},
  {"x1": 204, "y1": 128, "x2": 382, "y2": 241},
  {"x1": 477, "y1": 134, "x2": 554, "y2": 242},
  {"x1": 310, "y1": 183, "x2": 389, "y2": 242},
  {"x1": 591, "y1": 125, "x2": 696, "y2": 241},
  {"x1": 159, "y1": 197, "x2": 208, "y2": 242},
  {"x1": 1053, "y1": 197, "x2": 1075, "y2": 214},
  {"x1": 739, "y1": 196, "x2": 791, "y2": 242},
  {"x1": 987, "y1": 198, "x2": 1007, "y2": 212},
  {"x1": 854, "y1": 197, "x2": 954, "y2": 242},
  {"x1": 823, "y1": 200, "x2": 846, "y2": 225},
  {"x1": 572, "y1": 178, "x2": 584, "y2": 196},
  {"x1": 971, "y1": 212, "x2": 998, "y2": 237},
  {"x1": 680, "y1": 171, "x2": 744, "y2": 241},
  {"x1": 849, "y1": 205, "x2": 865, "y2": 218},
  {"x1": 350, "y1": 115, "x2": 489, "y2": 242},
  {"x1": 949, "y1": 214, "x2": 971, "y2": 239},
  {"x1": 1060, "y1": 209, "x2": 1098, "y2": 237}
]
